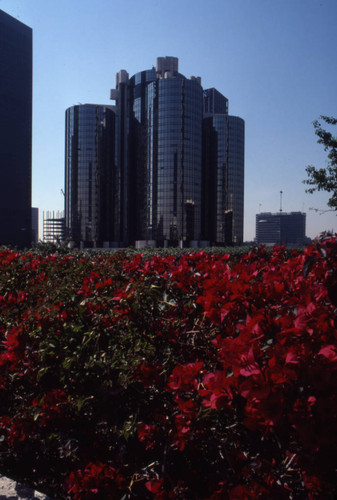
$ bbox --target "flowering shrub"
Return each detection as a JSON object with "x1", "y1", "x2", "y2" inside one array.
[{"x1": 0, "y1": 239, "x2": 336, "y2": 498}]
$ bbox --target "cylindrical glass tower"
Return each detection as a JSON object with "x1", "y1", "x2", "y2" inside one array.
[
  {"x1": 202, "y1": 90, "x2": 245, "y2": 245},
  {"x1": 128, "y1": 60, "x2": 203, "y2": 246},
  {"x1": 65, "y1": 104, "x2": 116, "y2": 247}
]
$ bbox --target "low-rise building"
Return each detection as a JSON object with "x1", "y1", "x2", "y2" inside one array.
[
  {"x1": 43, "y1": 211, "x2": 65, "y2": 244},
  {"x1": 256, "y1": 212, "x2": 306, "y2": 246}
]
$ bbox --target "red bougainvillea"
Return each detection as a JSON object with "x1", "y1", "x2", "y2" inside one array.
[{"x1": 0, "y1": 238, "x2": 336, "y2": 498}]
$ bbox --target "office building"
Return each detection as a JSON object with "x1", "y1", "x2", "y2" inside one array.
[
  {"x1": 109, "y1": 69, "x2": 130, "y2": 245},
  {"x1": 256, "y1": 212, "x2": 306, "y2": 246},
  {"x1": 65, "y1": 104, "x2": 116, "y2": 248},
  {"x1": 203, "y1": 89, "x2": 245, "y2": 244},
  {"x1": 31, "y1": 207, "x2": 39, "y2": 244},
  {"x1": 125, "y1": 58, "x2": 203, "y2": 247},
  {"x1": 65, "y1": 57, "x2": 245, "y2": 248},
  {"x1": 0, "y1": 10, "x2": 32, "y2": 248}
]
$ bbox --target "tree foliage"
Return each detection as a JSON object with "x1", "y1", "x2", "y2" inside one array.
[{"x1": 304, "y1": 115, "x2": 337, "y2": 209}]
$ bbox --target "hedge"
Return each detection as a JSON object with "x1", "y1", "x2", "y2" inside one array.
[{"x1": 0, "y1": 237, "x2": 336, "y2": 498}]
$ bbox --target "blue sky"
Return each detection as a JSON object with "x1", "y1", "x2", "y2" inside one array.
[{"x1": 1, "y1": 0, "x2": 336, "y2": 241}]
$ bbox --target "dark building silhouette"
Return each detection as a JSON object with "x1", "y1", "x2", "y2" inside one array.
[
  {"x1": 31, "y1": 207, "x2": 39, "y2": 244},
  {"x1": 0, "y1": 10, "x2": 32, "y2": 248},
  {"x1": 65, "y1": 57, "x2": 245, "y2": 248},
  {"x1": 256, "y1": 212, "x2": 306, "y2": 246}
]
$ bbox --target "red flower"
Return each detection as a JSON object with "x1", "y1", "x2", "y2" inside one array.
[
  {"x1": 172, "y1": 413, "x2": 192, "y2": 451},
  {"x1": 167, "y1": 361, "x2": 203, "y2": 391},
  {"x1": 32, "y1": 389, "x2": 67, "y2": 426},
  {"x1": 8, "y1": 418, "x2": 36, "y2": 445},
  {"x1": 135, "y1": 362, "x2": 161, "y2": 387},
  {"x1": 3, "y1": 326, "x2": 21, "y2": 350},
  {"x1": 145, "y1": 478, "x2": 164, "y2": 494},
  {"x1": 318, "y1": 344, "x2": 337, "y2": 362},
  {"x1": 228, "y1": 485, "x2": 254, "y2": 499},
  {"x1": 239, "y1": 347, "x2": 261, "y2": 377},
  {"x1": 302, "y1": 472, "x2": 323, "y2": 499},
  {"x1": 65, "y1": 462, "x2": 124, "y2": 499},
  {"x1": 200, "y1": 370, "x2": 235, "y2": 409},
  {"x1": 243, "y1": 391, "x2": 285, "y2": 430},
  {"x1": 137, "y1": 422, "x2": 156, "y2": 450},
  {"x1": 175, "y1": 396, "x2": 198, "y2": 417}
]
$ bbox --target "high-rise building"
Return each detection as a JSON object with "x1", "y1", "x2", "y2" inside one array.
[
  {"x1": 203, "y1": 89, "x2": 245, "y2": 244},
  {"x1": 110, "y1": 70, "x2": 130, "y2": 245},
  {"x1": 256, "y1": 212, "x2": 306, "y2": 246},
  {"x1": 65, "y1": 57, "x2": 245, "y2": 248},
  {"x1": 124, "y1": 58, "x2": 203, "y2": 247},
  {"x1": 31, "y1": 207, "x2": 39, "y2": 245},
  {"x1": 0, "y1": 10, "x2": 32, "y2": 248},
  {"x1": 64, "y1": 104, "x2": 116, "y2": 248},
  {"x1": 127, "y1": 66, "x2": 156, "y2": 245}
]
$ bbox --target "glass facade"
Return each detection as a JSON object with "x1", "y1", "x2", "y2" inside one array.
[
  {"x1": 128, "y1": 69, "x2": 203, "y2": 245},
  {"x1": 256, "y1": 212, "x2": 306, "y2": 245},
  {"x1": 128, "y1": 69, "x2": 157, "y2": 243},
  {"x1": 65, "y1": 105, "x2": 116, "y2": 247},
  {"x1": 114, "y1": 75, "x2": 131, "y2": 245},
  {"x1": 0, "y1": 10, "x2": 32, "y2": 248},
  {"x1": 202, "y1": 97, "x2": 245, "y2": 245},
  {"x1": 227, "y1": 116, "x2": 245, "y2": 243},
  {"x1": 203, "y1": 88, "x2": 228, "y2": 115},
  {"x1": 65, "y1": 58, "x2": 245, "y2": 248},
  {"x1": 155, "y1": 76, "x2": 203, "y2": 244}
]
